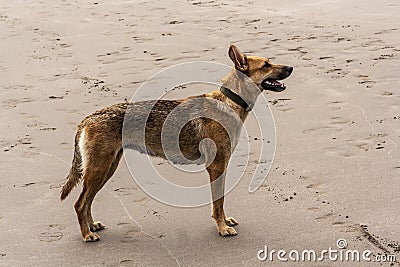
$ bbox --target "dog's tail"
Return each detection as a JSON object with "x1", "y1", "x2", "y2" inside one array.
[{"x1": 60, "y1": 130, "x2": 83, "y2": 201}]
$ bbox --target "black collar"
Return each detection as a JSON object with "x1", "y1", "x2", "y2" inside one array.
[{"x1": 220, "y1": 86, "x2": 252, "y2": 112}]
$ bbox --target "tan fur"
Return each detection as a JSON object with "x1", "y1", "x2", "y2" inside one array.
[{"x1": 60, "y1": 45, "x2": 292, "y2": 241}]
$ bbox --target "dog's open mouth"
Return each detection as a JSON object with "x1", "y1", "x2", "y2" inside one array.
[{"x1": 261, "y1": 79, "x2": 286, "y2": 92}]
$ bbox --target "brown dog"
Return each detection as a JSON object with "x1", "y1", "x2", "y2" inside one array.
[{"x1": 60, "y1": 45, "x2": 293, "y2": 241}]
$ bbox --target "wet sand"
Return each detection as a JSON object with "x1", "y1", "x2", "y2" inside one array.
[{"x1": 0, "y1": 0, "x2": 399, "y2": 266}]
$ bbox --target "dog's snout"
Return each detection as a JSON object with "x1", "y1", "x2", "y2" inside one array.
[
  {"x1": 284, "y1": 66, "x2": 293, "y2": 74},
  {"x1": 277, "y1": 65, "x2": 293, "y2": 80}
]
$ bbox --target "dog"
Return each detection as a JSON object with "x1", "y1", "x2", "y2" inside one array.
[{"x1": 60, "y1": 45, "x2": 293, "y2": 242}]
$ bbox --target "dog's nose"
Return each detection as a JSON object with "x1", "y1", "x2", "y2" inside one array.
[{"x1": 284, "y1": 66, "x2": 293, "y2": 74}]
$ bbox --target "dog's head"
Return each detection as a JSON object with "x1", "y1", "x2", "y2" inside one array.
[{"x1": 228, "y1": 45, "x2": 293, "y2": 92}]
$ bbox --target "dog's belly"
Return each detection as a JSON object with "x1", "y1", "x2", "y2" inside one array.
[
  {"x1": 122, "y1": 99, "x2": 205, "y2": 165},
  {"x1": 123, "y1": 130, "x2": 204, "y2": 165}
]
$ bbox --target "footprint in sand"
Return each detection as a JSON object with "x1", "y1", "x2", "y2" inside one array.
[
  {"x1": 303, "y1": 125, "x2": 342, "y2": 134},
  {"x1": 306, "y1": 182, "x2": 323, "y2": 190},
  {"x1": 117, "y1": 223, "x2": 141, "y2": 243},
  {"x1": 346, "y1": 139, "x2": 373, "y2": 152},
  {"x1": 346, "y1": 133, "x2": 387, "y2": 152},
  {"x1": 315, "y1": 212, "x2": 336, "y2": 221},
  {"x1": 39, "y1": 232, "x2": 63, "y2": 242},
  {"x1": 302, "y1": 104, "x2": 356, "y2": 134},
  {"x1": 3, "y1": 98, "x2": 33, "y2": 109},
  {"x1": 347, "y1": 135, "x2": 381, "y2": 151},
  {"x1": 14, "y1": 136, "x2": 32, "y2": 146},
  {"x1": 326, "y1": 68, "x2": 350, "y2": 79},
  {"x1": 39, "y1": 224, "x2": 65, "y2": 242},
  {"x1": 358, "y1": 80, "x2": 376, "y2": 88},
  {"x1": 316, "y1": 212, "x2": 349, "y2": 226},
  {"x1": 327, "y1": 100, "x2": 345, "y2": 111},
  {"x1": 324, "y1": 147, "x2": 355, "y2": 158},
  {"x1": 374, "y1": 28, "x2": 399, "y2": 35},
  {"x1": 380, "y1": 91, "x2": 394, "y2": 96},
  {"x1": 113, "y1": 187, "x2": 138, "y2": 196},
  {"x1": 269, "y1": 98, "x2": 293, "y2": 112},
  {"x1": 307, "y1": 207, "x2": 320, "y2": 212},
  {"x1": 120, "y1": 259, "x2": 138, "y2": 266},
  {"x1": 50, "y1": 179, "x2": 65, "y2": 189},
  {"x1": 306, "y1": 181, "x2": 329, "y2": 196},
  {"x1": 328, "y1": 116, "x2": 354, "y2": 126},
  {"x1": 303, "y1": 179, "x2": 348, "y2": 226}
]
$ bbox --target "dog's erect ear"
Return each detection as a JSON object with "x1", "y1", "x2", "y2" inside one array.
[{"x1": 228, "y1": 45, "x2": 248, "y2": 72}]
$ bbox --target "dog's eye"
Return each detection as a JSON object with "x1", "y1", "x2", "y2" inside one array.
[{"x1": 264, "y1": 62, "x2": 271, "y2": 68}]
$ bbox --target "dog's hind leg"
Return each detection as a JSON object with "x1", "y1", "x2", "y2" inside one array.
[
  {"x1": 74, "y1": 164, "x2": 111, "y2": 241},
  {"x1": 86, "y1": 149, "x2": 123, "y2": 232},
  {"x1": 74, "y1": 142, "x2": 120, "y2": 242}
]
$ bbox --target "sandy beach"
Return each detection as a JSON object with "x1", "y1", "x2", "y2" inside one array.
[{"x1": 0, "y1": 0, "x2": 399, "y2": 266}]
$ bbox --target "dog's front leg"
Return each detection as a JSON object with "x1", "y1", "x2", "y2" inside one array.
[{"x1": 207, "y1": 160, "x2": 238, "y2": 236}]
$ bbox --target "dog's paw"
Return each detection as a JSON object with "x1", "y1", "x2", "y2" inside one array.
[
  {"x1": 90, "y1": 221, "x2": 106, "y2": 232},
  {"x1": 83, "y1": 232, "x2": 100, "y2": 242},
  {"x1": 225, "y1": 217, "x2": 238, "y2": 226},
  {"x1": 218, "y1": 226, "x2": 237, "y2": 237}
]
